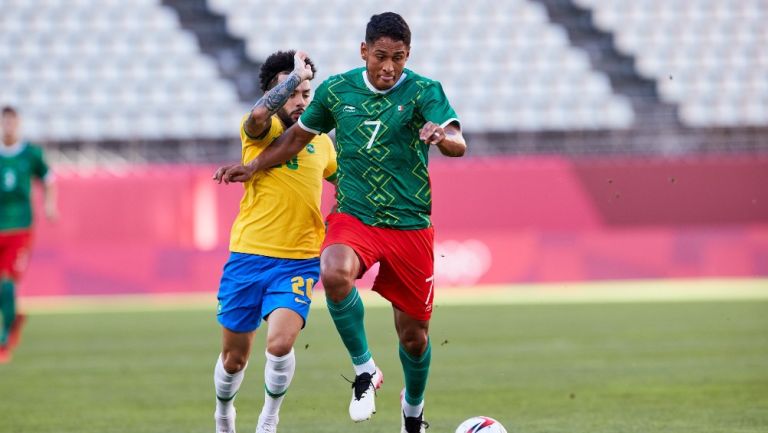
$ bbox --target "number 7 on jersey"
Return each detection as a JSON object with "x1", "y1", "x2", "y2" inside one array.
[{"x1": 363, "y1": 120, "x2": 382, "y2": 149}]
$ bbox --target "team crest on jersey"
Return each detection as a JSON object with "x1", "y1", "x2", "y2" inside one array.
[
  {"x1": 306, "y1": 144, "x2": 316, "y2": 154},
  {"x1": 398, "y1": 105, "x2": 404, "y2": 111}
]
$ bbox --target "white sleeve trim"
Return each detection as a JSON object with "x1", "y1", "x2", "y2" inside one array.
[
  {"x1": 297, "y1": 118, "x2": 321, "y2": 135},
  {"x1": 440, "y1": 118, "x2": 461, "y2": 129}
]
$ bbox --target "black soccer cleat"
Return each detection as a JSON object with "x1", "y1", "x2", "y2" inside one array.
[{"x1": 401, "y1": 411, "x2": 429, "y2": 433}]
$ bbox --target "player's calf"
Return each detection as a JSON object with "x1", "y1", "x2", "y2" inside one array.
[
  {"x1": 213, "y1": 353, "x2": 246, "y2": 433},
  {"x1": 7, "y1": 313, "x2": 26, "y2": 350}
]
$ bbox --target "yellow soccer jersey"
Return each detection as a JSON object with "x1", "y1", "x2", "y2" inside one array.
[{"x1": 229, "y1": 115, "x2": 337, "y2": 259}]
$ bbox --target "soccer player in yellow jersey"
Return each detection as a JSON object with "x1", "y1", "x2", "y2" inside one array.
[{"x1": 211, "y1": 50, "x2": 337, "y2": 433}]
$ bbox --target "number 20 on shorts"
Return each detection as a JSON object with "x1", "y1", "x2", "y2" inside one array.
[{"x1": 291, "y1": 276, "x2": 314, "y2": 299}]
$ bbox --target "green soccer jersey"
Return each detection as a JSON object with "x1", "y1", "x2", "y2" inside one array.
[
  {"x1": 0, "y1": 142, "x2": 50, "y2": 231},
  {"x1": 299, "y1": 67, "x2": 459, "y2": 229}
]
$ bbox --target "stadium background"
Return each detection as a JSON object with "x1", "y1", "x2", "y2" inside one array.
[
  {"x1": 1, "y1": 2, "x2": 768, "y2": 432},
  {"x1": 3, "y1": 0, "x2": 765, "y2": 296}
]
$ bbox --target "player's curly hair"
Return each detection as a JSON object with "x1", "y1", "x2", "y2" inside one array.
[
  {"x1": 365, "y1": 12, "x2": 411, "y2": 47},
  {"x1": 259, "y1": 50, "x2": 317, "y2": 92}
]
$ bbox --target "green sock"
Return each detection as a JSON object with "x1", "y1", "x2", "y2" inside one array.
[
  {"x1": 326, "y1": 287, "x2": 371, "y2": 365},
  {"x1": 0, "y1": 279, "x2": 16, "y2": 345},
  {"x1": 399, "y1": 339, "x2": 432, "y2": 406}
]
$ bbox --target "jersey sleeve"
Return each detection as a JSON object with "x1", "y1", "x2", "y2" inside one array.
[
  {"x1": 31, "y1": 146, "x2": 50, "y2": 181},
  {"x1": 323, "y1": 138, "x2": 338, "y2": 181},
  {"x1": 417, "y1": 81, "x2": 460, "y2": 129},
  {"x1": 298, "y1": 79, "x2": 336, "y2": 135},
  {"x1": 240, "y1": 115, "x2": 282, "y2": 163}
]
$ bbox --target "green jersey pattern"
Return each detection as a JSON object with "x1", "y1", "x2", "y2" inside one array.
[
  {"x1": 0, "y1": 142, "x2": 50, "y2": 231},
  {"x1": 300, "y1": 67, "x2": 459, "y2": 229}
]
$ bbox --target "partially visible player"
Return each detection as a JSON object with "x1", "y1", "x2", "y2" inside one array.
[
  {"x1": 0, "y1": 106, "x2": 57, "y2": 363},
  {"x1": 216, "y1": 12, "x2": 466, "y2": 433},
  {"x1": 211, "y1": 51, "x2": 337, "y2": 433}
]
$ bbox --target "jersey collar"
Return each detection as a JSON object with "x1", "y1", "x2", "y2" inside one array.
[
  {"x1": 362, "y1": 70, "x2": 408, "y2": 95},
  {"x1": 0, "y1": 139, "x2": 26, "y2": 157}
]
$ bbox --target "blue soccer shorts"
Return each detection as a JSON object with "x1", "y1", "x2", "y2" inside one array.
[{"x1": 216, "y1": 252, "x2": 319, "y2": 333}]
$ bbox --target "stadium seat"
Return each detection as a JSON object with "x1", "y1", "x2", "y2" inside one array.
[
  {"x1": 578, "y1": 0, "x2": 768, "y2": 127},
  {"x1": 211, "y1": 0, "x2": 634, "y2": 131},
  {"x1": 6, "y1": 0, "x2": 763, "y2": 140},
  {"x1": 0, "y1": 0, "x2": 245, "y2": 141}
]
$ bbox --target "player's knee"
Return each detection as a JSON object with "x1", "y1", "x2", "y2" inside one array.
[
  {"x1": 399, "y1": 329, "x2": 429, "y2": 356},
  {"x1": 321, "y1": 264, "x2": 355, "y2": 295},
  {"x1": 222, "y1": 350, "x2": 248, "y2": 373},
  {"x1": 266, "y1": 335, "x2": 294, "y2": 357},
  {"x1": 320, "y1": 247, "x2": 359, "y2": 297}
]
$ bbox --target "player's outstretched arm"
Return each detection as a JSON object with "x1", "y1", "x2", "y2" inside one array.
[
  {"x1": 213, "y1": 124, "x2": 317, "y2": 183},
  {"x1": 243, "y1": 51, "x2": 314, "y2": 138},
  {"x1": 43, "y1": 179, "x2": 58, "y2": 221},
  {"x1": 419, "y1": 122, "x2": 466, "y2": 157}
]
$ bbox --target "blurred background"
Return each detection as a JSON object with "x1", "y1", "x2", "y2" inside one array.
[{"x1": 2, "y1": 0, "x2": 764, "y2": 297}]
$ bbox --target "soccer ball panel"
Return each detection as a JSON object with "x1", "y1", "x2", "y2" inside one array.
[{"x1": 455, "y1": 416, "x2": 508, "y2": 433}]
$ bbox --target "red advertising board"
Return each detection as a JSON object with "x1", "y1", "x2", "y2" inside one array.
[{"x1": 19, "y1": 156, "x2": 768, "y2": 296}]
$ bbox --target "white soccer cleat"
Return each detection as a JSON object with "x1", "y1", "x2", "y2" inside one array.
[
  {"x1": 348, "y1": 367, "x2": 384, "y2": 422},
  {"x1": 255, "y1": 414, "x2": 278, "y2": 433},
  {"x1": 214, "y1": 409, "x2": 236, "y2": 433}
]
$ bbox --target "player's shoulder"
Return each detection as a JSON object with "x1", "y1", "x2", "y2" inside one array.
[
  {"x1": 267, "y1": 115, "x2": 284, "y2": 134},
  {"x1": 240, "y1": 113, "x2": 282, "y2": 141},
  {"x1": 403, "y1": 69, "x2": 441, "y2": 89},
  {"x1": 21, "y1": 141, "x2": 45, "y2": 156},
  {"x1": 239, "y1": 112, "x2": 281, "y2": 126},
  {"x1": 402, "y1": 69, "x2": 449, "y2": 105},
  {"x1": 21, "y1": 140, "x2": 42, "y2": 149}
]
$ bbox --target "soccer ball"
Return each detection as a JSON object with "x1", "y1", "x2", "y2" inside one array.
[{"x1": 455, "y1": 416, "x2": 508, "y2": 433}]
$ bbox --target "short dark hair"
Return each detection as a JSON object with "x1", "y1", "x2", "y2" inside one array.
[
  {"x1": 1, "y1": 106, "x2": 17, "y2": 116},
  {"x1": 259, "y1": 50, "x2": 317, "y2": 92},
  {"x1": 365, "y1": 12, "x2": 411, "y2": 47}
]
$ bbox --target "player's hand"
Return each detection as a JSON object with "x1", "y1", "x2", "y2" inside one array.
[
  {"x1": 213, "y1": 165, "x2": 235, "y2": 183},
  {"x1": 213, "y1": 164, "x2": 255, "y2": 184},
  {"x1": 294, "y1": 51, "x2": 314, "y2": 81},
  {"x1": 419, "y1": 121, "x2": 445, "y2": 145},
  {"x1": 44, "y1": 203, "x2": 59, "y2": 222}
]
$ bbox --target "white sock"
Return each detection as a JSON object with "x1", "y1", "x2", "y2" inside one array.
[
  {"x1": 403, "y1": 398, "x2": 425, "y2": 418},
  {"x1": 260, "y1": 348, "x2": 296, "y2": 418},
  {"x1": 353, "y1": 358, "x2": 377, "y2": 376},
  {"x1": 214, "y1": 353, "x2": 246, "y2": 417}
]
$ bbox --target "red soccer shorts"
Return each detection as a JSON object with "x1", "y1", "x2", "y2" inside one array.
[
  {"x1": 0, "y1": 230, "x2": 32, "y2": 281},
  {"x1": 322, "y1": 212, "x2": 435, "y2": 321}
]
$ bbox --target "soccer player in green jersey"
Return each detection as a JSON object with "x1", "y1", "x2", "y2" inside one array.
[
  {"x1": 0, "y1": 106, "x2": 57, "y2": 363},
  {"x1": 217, "y1": 12, "x2": 466, "y2": 433}
]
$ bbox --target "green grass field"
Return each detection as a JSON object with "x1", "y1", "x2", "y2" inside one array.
[{"x1": 1, "y1": 295, "x2": 767, "y2": 433}]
